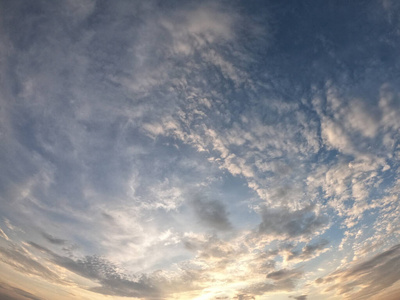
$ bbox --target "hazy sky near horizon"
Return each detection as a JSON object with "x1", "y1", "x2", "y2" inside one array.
[{"x1": 1, "y1": 1, "x2": 400, "y2": 299}]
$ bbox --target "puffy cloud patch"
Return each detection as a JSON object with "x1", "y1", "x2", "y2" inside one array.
[
  {"x1": 286, "y1": 239, "x2": 330, "y2": 262},
  {"x1": 28, "y1": 242, "x2": 200, "y2": 298},
  {"x1": 258, "y1": 205, "x2": 328, "y2": 239},
  {"x1": 238, "y1": 268, "x2": 303, "y2": 298},
  {"x1": 191, "y1": 196, "x2": 233, "y2": 231}
]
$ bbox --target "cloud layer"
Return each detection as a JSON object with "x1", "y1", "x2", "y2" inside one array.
[{"x1": 1, "y1": 0, "x2": 400, "y2": 299}]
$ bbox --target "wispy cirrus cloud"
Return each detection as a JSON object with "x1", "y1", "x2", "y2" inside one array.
[
  {"x1": 0, "y1": 244, "x2": 62, "y2": 284},
  {"x1": 318, "y1": 244, "x2": 400, "y2": 299},
  {"x1": 0, "y1": 281, "x2": 44, "y2": 300}
]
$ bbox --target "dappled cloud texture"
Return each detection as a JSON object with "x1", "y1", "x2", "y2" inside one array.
[{"x1": 1, "y1": 0, "x2": 400, "y2": 299}]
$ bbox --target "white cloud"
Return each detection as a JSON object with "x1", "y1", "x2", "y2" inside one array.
[
  {"x1": 161, "y1": 2, "x2": 237, "y2": 55},
  {"x1": 345, "y1": 100, "x2": 379, "y2": 138},
  {"x1": 321, "y1": 118, "x2": 354, "y2": 153},
  {"x1": 0, "y1": 228, "x2": 9, "y2": 241}
]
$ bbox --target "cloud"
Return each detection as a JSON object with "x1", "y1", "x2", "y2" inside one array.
[
  {"x1": 258, "y1": 205, "x2": 328, "y2": 239},
  {"x1": 0, "y1": 281, "x2": 43, "y2": 300},
  {"x1": 63, "y1": 0, "x2": 96, "y2": 22},
  {"x1": 56, "y1": 256, "x2": 159, "y2": 298},
  {"x1": 320, "y1": 118, "x2": 354, "y2": 154},
  {"x1": 161, "y1": 1, "x2": 237, "y2": 55},
  {"x1": 0, "y1": 244, "x2": 61, "y2": 284},
  {"x1": 191, "y1": 196, "x2": 232, "y2": 231},
  {"x1": 320, "y1": 244, "x2": 400, "y2": 299},
  {"x1": 1, "y1": 1, "x2": 400, "y2": 300},
  {"x1": 27, "y1": 242, "x2": 201, "y2": 299},
  {"x1": 239, "y1": 268, "x2": 303, "y2": 297},
  {"x1": 239, "y1": 282, "x2": 276, "y2": 297},
  {"x1": 40, "y1": 232, "x2": 66, "y2": 245},
  {"x1": 0, "y1": 227, "x2": 9, "y2": 241},
  {"x1": 289, "y1": 295, "x2": 307, "y2": 300},
  {"x1": 266, "y1": 268, "x2": 303, "y2": 281},
  {"x1": 287, "y1": 239, "x2": 329, "y2": 262},
  {"x1": 27, "y1": 242, "x2": 160, "y2": 297}
]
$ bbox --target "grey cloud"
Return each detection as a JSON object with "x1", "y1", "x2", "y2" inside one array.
[
  {"x1": 289, "y1": 296, "x2": 307, "y2": 300},
  {"x1": 239, "y1": 267, "x2": 303, "y2": 298},
  {"x1": 0, "y1": 281, "x2": 43, "y2": 300},
  {"x1": 258, "y1": 205, "x2": 328, "y2": 238},
  {"x1": 191, "y1": 196, "x2": 232, "y2": 231},
  {"x1": 9, "y1": 288, "x2": 42, "y2": 300},
  {"x1": 182, "y1": 234, "x2": 252, "y2": 276},
  {"x1": 234, "y1": 295, "x2": 255, "y2": 300},
  {"x1": 266, "y1": 268, "x2": 302, "y2": 281},
  {"x1": 67, "y1": 258, "x2": 201, "y2": 298},
  {"x1": 322, "y1": 244, "x2": 400, "y2": 299},
  {"x1": 184, "y1": 235, "x2": 234, "y2": 258},
  {"x1": 27, "y1": 242, "x2": 160, "y2": 298},
  {"x1": 101, "y1": 212, "x2": 115, "y2": 222},
  {"x1": 288, "y1": 239, "x2": 329, "y2": 261},
  {"x1": 239, "y1": 282, "x2": 275, "y2": 296},
  {"x1": 28, "y1": 242, "x2": 199, "y2": 299},
  {"x1": 41, "y1": 232, "x2": 67, "y2": 245}
]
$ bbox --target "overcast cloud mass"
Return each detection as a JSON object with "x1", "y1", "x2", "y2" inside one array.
[{"x1": 1, "y1": 0, "x2": 400, "y2": 299}]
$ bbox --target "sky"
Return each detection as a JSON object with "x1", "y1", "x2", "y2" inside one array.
[{"x1": 0, "y1": 0, "x2": 400, "y2": 299}]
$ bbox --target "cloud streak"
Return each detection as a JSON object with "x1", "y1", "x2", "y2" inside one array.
[
  {"x1": 0, "y1": 281, "x2": 43, "y2": 300},
  {"x1": 320, "y1": 244, "x2": 400, "y2": 299}
]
